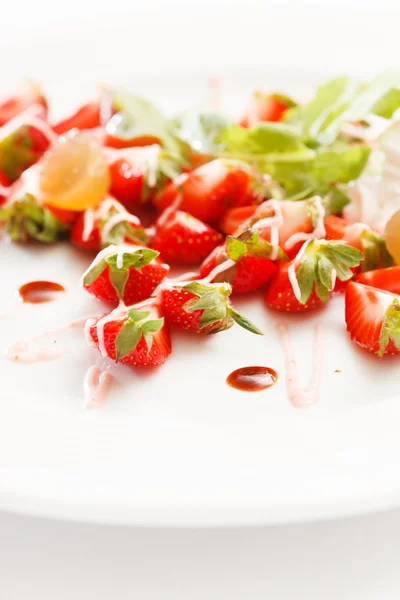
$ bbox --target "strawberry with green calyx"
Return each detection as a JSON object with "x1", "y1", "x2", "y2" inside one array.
[
  {"x1": 162, "y1": 281, "x2": 263, "y2": 334},
  {"x1": 151, "y1": 210, "x2": 223, "y2": 265},
  {"x1": 154, "y1": 158, "x2": 257, "y2": 226},
  {"x1": 266, "y1": 240, "x2": 364, "y2": 311},
  {"x1": 239, "y1": 92, "x2": 296, "y2": 127},
  {"x1": 0, "y1": 193, "x2": 71, "y2": 243},
  {"x1": 345, "y1": 281, "x2": 400, "y2": 357},
  {"x1": 88, "y1": 302, "x2": 171, "y2": 366},
  {"x1": 82, "y1": 245, "x2": 169, "y2": 306},
  {"x1": 324, "y1": 215, "x2": 393, "y2": 272},
  {"x1": 199, "y1": 228, "x2": 282, "y2": 294},
  {"x1": 0, "y1": 121, "x2": 50, "y2": 183},
  {"x1": 71, "y1": 197, "x2": 148, "y2": 253}
]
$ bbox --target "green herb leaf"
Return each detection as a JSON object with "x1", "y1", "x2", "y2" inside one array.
[
  {"x1": 173, "y1": 110, "x2": 231, "y2": 153},
  {"x1": 372, "y1": 88, "x2": 400, "y2": 118}
]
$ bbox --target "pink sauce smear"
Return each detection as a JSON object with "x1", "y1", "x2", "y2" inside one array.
[
  {"x1": 277, "y1": 323, "x2": 323, "y2": 408},
  {"x1": 7, "y1": 317, "x2": 87, "y2": 364},
  {"x1": 83, "y1": 365, "x2": 114, "y2": 409}
]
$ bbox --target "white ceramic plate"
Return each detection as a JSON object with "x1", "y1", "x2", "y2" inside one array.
[{"x1": 1, "y1": 9, "x2": 400, "y2": 526}]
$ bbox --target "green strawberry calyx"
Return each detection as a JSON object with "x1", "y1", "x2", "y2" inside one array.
[
  {"x1": 99, "y1": 204, "x2": 148, "y2": 247},
  {"x1": 291, "y1": 239, "x2": 364, "y2": 304},
  {"x1": 115, "y1": 307, "x2": 164, "y2": 362},
  {"x1": 0, "y1": 193, "x2": 68, "y2": 243},
  {"x1": 225, "y1": 228, "x2": 287, "y2": 263},
  {"x1": 378, "y1": 299, "x2": 400, "y2": 357},
  {"x1": 359, "y1": 228, "x2": 393, "y2": 272},
  {"x1": 82, "y1": 246, "x2": 159, "y2": 299},
  {"x1": 180, "y1": 281, "x2": 263, "y2": 334}
]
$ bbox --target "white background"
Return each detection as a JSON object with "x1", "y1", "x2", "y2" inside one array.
[{"x1": 2, "y1": 0, "x2": 400, "y2": 597}]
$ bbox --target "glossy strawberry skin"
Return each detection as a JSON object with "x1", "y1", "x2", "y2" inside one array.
[
  {"x1": 70, "y1": 212, "x2": 101, "y2": 252},
  {"x1": 200, "y1": 246, "x2": 277, "y2": 294},
  {"x1": 84, "y1": 259, "x2": 169, "y2": 306},
  {"x1": 219, "y1": 205, "x2": 258, "y2": 235},
  {"x1": 240, "y1": 93, "x2": 289, "y2": 127},
  {"x1": 53, "y1": 101, "x2": 101, "y2": 135},
  {"x1": 0, "y1": 91, "x2": 47, "y2": 127},
  {"x1": 355, "y1": 267, "x2": 400, "y2": 295},
  {"x1": 162, "y1": 288, "x2": 224, "y2": 333},
  {"x1": 109, "y1": 158, "x2": 145, "y2": 210},
  {"x1": 89, "y1": 310, "x2": 171, "y2": 366},
  {"x1": 345, "y1": 281, "x2": 400, "y2": 356},
  {"x1": 152, "y1": 210, "x2": 223, "y2": 265},
  {"x1": 155, "y1": 160, "x2": 253, "y2": 225},
  {"x1": 46, "y1": 206, "x2": 78, "y2": 227},
  {"x1": 265, "y1": 260, "x2": 322, "y2": 312}
]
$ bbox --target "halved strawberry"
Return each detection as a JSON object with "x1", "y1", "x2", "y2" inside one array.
[
  {"x1": 199, "y1": 228, "x2": 279, "y2": 294},
  {"x1": 162, "y1": 281, "x2": 263, "y2": 334},
  {"x1": 345, "y1": 281, "x2": 400, "y2": 357},
  {"x1": 71, "y1": 197, "x2": 148, "y2": 253},
  {"x1": 324, "y1": 215, "x2": 392, "y2": 272},
  {"x1": 154, "y1": 159, "x2": 254, "y2": 225},
  {"x1": 219, "y1": 205, "x2": 257, "y2": 235},
  {"x1": 265, "y1": 240, "x2": 364, "y2": 312},
  {"x1": 355, "y1": 266, "x2": 400, "y2": 295},
  {"x1": 88, "y1": 301, "x2": 171, "y2": 366},
  {"x1": 53, "y1": 101, "x2": 101, "y2": 135},
  {"x1": 82, "y1": 244, "x2": 169, "y2": 306},
  {"x1": 0, "y1": 86, "x2": 47, "y2": 127},
  {"x1": 239, "y1": 92, "x2": 294, "y2": 127},
  {"x1": 151, "y1": 210, "x2": 223, "y2": 264}
]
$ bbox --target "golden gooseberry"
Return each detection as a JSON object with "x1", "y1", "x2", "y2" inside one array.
[
  {"x1": 384, "y1": 209, "x2": 400, "y2": 265},
  {"x1": 39, "y1": 132, "x2": 110, "y2": 211}
]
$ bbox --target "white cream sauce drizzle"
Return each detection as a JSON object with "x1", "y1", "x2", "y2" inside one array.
[
  {"x1": 0, "y1": 105, "x2": 57, "y2": 145},
  {"x1": 284, "y1": 196, "x2": 326, "y2": 251},
  {"x1": 278, "y1": 323, "x2": 323, "y2": 408}
]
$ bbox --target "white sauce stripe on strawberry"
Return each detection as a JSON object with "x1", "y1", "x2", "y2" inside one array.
[
  {"x1": 82, "y1": 207, "x2": 95, "y2": 241},
  {"x1": 100, "y1": 212, "x2": 141, "y2": 244},
  {"x1": 284, "y1": 196, "x2": 326, "y2": 250},
  {"x1": 0, "y1": 105, "x2": 57, "y2": 144},
  {"x1": 80, "y1": 243, "x2": 146, "y2": 286},
  {"x1": 104, "y1": 144, "x2": 161, "y2": 188},
  {"x1": 252, "y1": 198, "x2": 284, "y2": 260},
  {"x1": 287, "y1": 239, "x2": 313, "y2": 301}
]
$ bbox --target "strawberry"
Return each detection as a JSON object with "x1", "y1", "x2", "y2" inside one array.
[
  {"x1": 345, "y1": 281, "x2": 400, "y2": 357},
  {"x1": 88, "y1": 302, "x2": 171, "y2": 366},
  {"x1": 53, "y1": 101, "x2": 101, "y2": 135},
  {"x1": 0, "y1": 121, "x2": 51, "y2": 183},
  {"x1": 162, "y1": 281, "x2": 263, "y2": 334},
  {"x1": 154, "y1": 159, "x2": 254, "y2": 225},
  {"x1": 239, "y1": 92, "x2": 293, "y2": 127},
  {"x1": 324, "y1": 215, "x2": 392, "y2": 272},
  {"x1": 199, "y1": 228, "x2": 280, "y2": 294},
  {"x1": 265, "y1": 240, "x2": 364, "y2": 312},
  {"x1": 0, "y1": 193, "x2": 71, "y2": 243},
  {"x1": 71, "y1": 197, "x2": 148, "y2": 253},
  {"x1": 355, "y1": 266, "x2": 400, "y2": 295},
  {"x1": 82, "y1": 244, "x2": 169, "y2": 306},
  {"x1": 236, "y1": 198, "x2": 321, "y2": 259},
  {"x1": 109, "y1": 157, "x2": 145, "y2": 209},
  {"x1": 219, "y1": 205, "x2": 257, "y2": 235},
  {"x1": 0, "y1": 86, "x2": 47, "y2": 127},
  {"x1": 151, "y1": 210, "x2": 223, "y2": 264}
]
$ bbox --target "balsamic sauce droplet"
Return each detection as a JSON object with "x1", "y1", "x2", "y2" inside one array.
[
  {"x1": 18, "y1": 281, "x2": 65, "y2": 304},
  {"x1": 227, "y1": 366, "x2": 278, "y2": 392}
]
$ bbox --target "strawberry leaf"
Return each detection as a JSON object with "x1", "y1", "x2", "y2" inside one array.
[
  {"x1": 226, "y1": 228, "x2": 287, "y2": 262},
  {"x1": 82, "y1": 259, "x2": 107, "y2": 287},
  {"x1": 108, "y1": 268, "x2": 129, "y2": 299},
  {"x1": 106, "y1": 248, "x2": 159, "y2": 272},
  {"x1": 378, "y1": 299, "x2": 400, "y2": 357},
  {"x1": 142, "y1": 318, "x2": 164, "y2": 333},
  {"x1": 128, "y1": 308, "x2": 150, "y2": 321},
  {"x1": 296, "y1": 240, "x2": 364, "y2": 304},
  {"x1": 228, "y1": 308, "x2": 263, "y2": 335},
  {"x1": 115, "y1": 320, "x2": 142, "y2": 362},
  {"x1": 104, "y1": 221, "x2": 148, "y2": 247},
  {"x1": 360, "y1": 229, "x2": 393, "y2": 272},
  {"x1": 181, "y1": 281, "x2": 232, "y2": 330}
]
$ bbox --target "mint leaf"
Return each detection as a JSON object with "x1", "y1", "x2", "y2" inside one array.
[
  {"x1": 311, "y1": 145, "x2": 371, "y2": 184},
  {"x1": 372, "y1": 88, "x2": 400, "y2": 118},
  {"x1": 173, "y1": 110, "x2": 231, "y2": 153}
]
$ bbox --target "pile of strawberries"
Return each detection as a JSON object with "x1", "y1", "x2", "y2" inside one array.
[{"x1": 0, "y1": 86, "x2": 399, "y2": 367}]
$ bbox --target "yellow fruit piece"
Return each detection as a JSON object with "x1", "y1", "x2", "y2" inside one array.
[
  {"x1": 384, "y1": 209, "x2": 400, "y2": 265},
  {"x1": 39, "y1": 133, "x2": 110, "y2": 211}
]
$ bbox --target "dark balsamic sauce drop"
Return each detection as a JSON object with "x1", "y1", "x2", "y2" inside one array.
[{"x1": 227, "y1": 366, "x2": 278, "y2": 392}]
